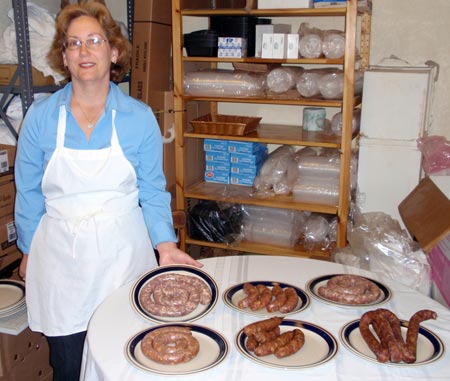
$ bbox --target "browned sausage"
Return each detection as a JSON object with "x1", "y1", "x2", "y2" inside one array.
[
  {"x1": 274, "y1": 329, "x2": 305, "y2": 358},
  {"x1": 359, "y1": 310, "x2": 390, "y2": 363},
  {"x1": 254, "y1": 330, "x2": 295, "y2": 357},
  {"x1": 278, "y1": 287, "x2": 299, "y2": 313},
  {"x1": 244, "y1": 317, "x2": 284, "y2": 337},
  {"x1": 403, "y1": 309, "x2": 437, "y2": 363},
  {"x1": 266, "y1": 285, "x2": 287, "y2": 312}
]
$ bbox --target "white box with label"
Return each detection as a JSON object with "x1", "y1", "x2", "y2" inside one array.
[
  {"x1": 258, "y1": 0, "x2": 313, "y2": 8},
  {"x1": 255, "y1": 24, "x2": 291, "y2": 57}
]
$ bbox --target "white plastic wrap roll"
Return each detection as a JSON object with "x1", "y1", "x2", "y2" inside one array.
[
  {"x1": 296, "y1": 71, "x2": 323, "y2": 98},
  {"x1": 302, "y1": 215, "x2": 330, "y2": 243},
  {"x1": 266, "y1": 66, "x2": 304, "y2": 93},
  {"x1": 292, "y1": 177, "x2": 339, "y2": 206},
  {"x1": 321, "y1": 32, "x2": 345, "y2": 59},
  {"x1": 295, "y1": 156, "x2": 341, "y2": 179},
  {"x1": 331, "y1": 108, "x2": 361, "y2": 135},
  {"x1": 184, "y1": 69, "x2": 266, "y2": 97},
  {"x1": 318, "y1": 71, "x2": 363, "y2": 99},
  {"x1": 298, "y1": 33, "x2": 322, "y2": 58}
]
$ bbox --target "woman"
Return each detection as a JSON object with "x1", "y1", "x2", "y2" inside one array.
[{"x1": 14, "y1": 2, "x2": 201, "y2": 380}]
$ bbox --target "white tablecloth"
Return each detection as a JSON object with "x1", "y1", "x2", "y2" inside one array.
[{"x1": 81, "y1": 255, "x2": 450, "y2": 381}]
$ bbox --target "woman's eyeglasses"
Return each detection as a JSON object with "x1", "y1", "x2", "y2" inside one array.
[{"x1": 64, "y1": 36, "x2": 108, "y2": 51}]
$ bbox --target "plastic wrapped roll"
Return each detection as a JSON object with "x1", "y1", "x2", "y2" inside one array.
[
  {"x1": 266, "y1": 66, "x2": 304, "y2": 93},
  {"x1": 184, "y1": 69, "x2": 266, "y2": 97},
  {"x1": 321, "y1": 31, "x2": 345, "y2": 59},
  {"x1": 295, "y1": 155, "x2": 340, "y2": 179},
  {"x1": 296, "y1": 71, "x2": 323, "y2": 98},
  {"x1": 318, "y1": 71, "x2": 363, "y2": 99},
  {"x1": 242, "y1": 220, "x2": 298, "y2": 247},
  {"x1": 331, "y1": 108, "x2": 361, "y2": 135},
  {"x1": 302, "y1": 215, "x2": 330, "y2": 243},
  {"x1": 253, "y1": 145, "x2": 296, "y2": 195},
  {"x1": 292, "y1": 177, "x2": 339, "y2": 206},
  {"x1": 298, "y1": 33, "x2": 322, "y2": 58}
]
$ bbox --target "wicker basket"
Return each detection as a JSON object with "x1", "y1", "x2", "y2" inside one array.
[{"x1": 190, "y1": 114, "x2": 262, "y2": 135}]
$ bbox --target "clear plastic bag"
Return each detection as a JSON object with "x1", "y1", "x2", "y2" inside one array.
[
  {"x1": 253, "y1": 145, "x2": 296, "y2": 195},
  {"x1": 321, "y1": 30, "x2": 345, "y2": 59},
  {"x1": 298, "y1": 23, "x2": 323, "y2": 58},
  {"x1": 332, "y1": 210, "x2": 432, "y2": 296}
]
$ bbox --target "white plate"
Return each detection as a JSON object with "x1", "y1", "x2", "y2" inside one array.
[
  {"x1": 340, "y1": 319, "x2": 445, "y2": 366},
  {"x1": 130, "y1": 265, "x2": 218, "y2": 324},
  {"x1": 125, "y1": 323, "x2": 229, "y2": 375},
  {"x1": 235, "y1": 319, "x2": 338, "y2": 369},
  {"x1": 306, "y1": 274, "x2": 392, "y2": 307},
  {"x1": 223, "y1": 281, "x2": 310, "y2": 317},
  {"x1": 0, "y1": 280, "x2": 25, "y2": 312}
]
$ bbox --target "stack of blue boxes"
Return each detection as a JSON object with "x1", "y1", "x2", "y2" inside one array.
[{"x1": 204, "y1": 139, "x2": 268, "y2": 186}]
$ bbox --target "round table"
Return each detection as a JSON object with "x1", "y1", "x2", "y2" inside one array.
[{"x1": 81, "y1": 255, "x2": 450, "y2": 381}]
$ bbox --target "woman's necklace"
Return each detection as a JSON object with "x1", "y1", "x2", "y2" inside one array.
[{"x1": 73, "y1": 97, "x2": 105, "y2": 129}]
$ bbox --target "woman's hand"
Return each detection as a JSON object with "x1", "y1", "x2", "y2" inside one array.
[
  {"x1": 156, "y1": 242, "x2": 203, "y2": 268},
  {"x1": 19, "y1": 254, "x2": 28, "y2": 279}
]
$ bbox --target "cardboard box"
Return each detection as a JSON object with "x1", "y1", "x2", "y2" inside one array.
[
  {"x1": 0, "y1": 181, "x2": 15, "y2": 210},
  {"x1": 0, "y1": 214, "x2": 16, "y2": 252},
  {"x1": 0, "y1": 144, "x2": 16, "y2": 176},
  {"x1": 0, "y1": 65, "x2": 56, "y2": 87},
  {"x1": 130, "y1": 22, "x2": 172, "y2": 100},
  {"x1": 399, "y1": 176, "x2": 450, "y2": 308},
  {"x1": 0, "y1": 331, "x2": 52, "y2": 380},
  {"x1": 134, "y1": 0, "x2": 172, "y2": 24}
]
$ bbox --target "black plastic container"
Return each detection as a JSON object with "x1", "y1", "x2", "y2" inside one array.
[{"x1": 184, "y1": 30, "x2": 219, "y2": 57}]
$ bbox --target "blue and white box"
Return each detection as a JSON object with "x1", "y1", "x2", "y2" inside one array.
[
  {"x1": 204, "y1": 170, "x2": 230, "y2": 184},
  {"x1": 204, "y1": 139, "x2": 229, "y2": 152},
  {"x1": 205, "y1": 151, "x2": 231, "y2": 163},
  {"x1": 205, "y1": 161, "x2": 231, "y2": 172},
  {"x1": 228, "y1": 141, "x2": 267, "y2": 154},
  {"x1": 230, "y1": 151, "x2": 267, "y2": 165},
  {"x1": 230, "y1": 162, "x2": 261, "y2": 175},
  {"x1": 218, "y1": 37, "x2": 247, "y2": 58},
  {"x1": 230, "y1": 173, "x2": 257, "y2": 186}
]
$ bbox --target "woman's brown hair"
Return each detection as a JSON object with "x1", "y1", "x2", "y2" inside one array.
[{"x1": 47, "y1": 1, "x2": 131, "y2": 82}]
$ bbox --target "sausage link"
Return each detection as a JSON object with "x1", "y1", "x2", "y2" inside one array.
[
  {"x1": 274, "y1": 329, "x2": 305, "y2": 358},
  {"x1": 403, "y1": 309, "x2": 437, "y2": 363}
]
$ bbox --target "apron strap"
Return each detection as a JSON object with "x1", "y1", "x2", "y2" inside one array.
[{"x1": 56, "y1": 105, "x2": 67, "y2": 148}]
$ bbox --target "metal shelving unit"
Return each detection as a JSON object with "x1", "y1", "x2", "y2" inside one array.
[{"x1": 0, "y1": 0, "x2": 134, "y2": 140}]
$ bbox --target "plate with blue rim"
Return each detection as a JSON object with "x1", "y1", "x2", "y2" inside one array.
[
  {"x1": 223, "y1": 280, "x2": 310, "y2": 317},
  {"x1": 125, "y1": 323, "x2": 229, "y2": 375},
  {"x1": 306, "y1": 274, "x2": 392, "y2": 308},
  {"x1": 340, "y1": 318, "x2": 445, "y2": 366},
  {"x1": 130, "y1": 265, "x2": 219, "y2": 324},
  {"x1": 235, "y1": 319, "x2": 338, "y2": 369}
]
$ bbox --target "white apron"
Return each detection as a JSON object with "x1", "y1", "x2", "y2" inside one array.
[{"x1": 26, "y1": 105, "x2": 157, "y2": 336}]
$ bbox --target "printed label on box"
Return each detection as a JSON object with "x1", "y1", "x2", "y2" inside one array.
[
  {"x1": 230, "y1": 151, "x2": 267, "y2": 165},
  {"x1": 0, "y1": 150, "x2": 9, "y2": 174},
  {"x1": 204, "y1": 139, "x2": 229, "y2": 152},
  {"x1": 205, "y1": 161, "x2": 231, "y2": 172},
  {"x1": 205, "y1": 152, "x2": 231, "y2": 162},
  {"x1": 228, "y1": 141, "x2": 267, "y2": 154},
  {"x1": 204, "y1": 170, "x2": 230, "y2": 184}
]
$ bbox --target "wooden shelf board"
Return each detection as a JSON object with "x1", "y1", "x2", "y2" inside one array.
[
  {"x1": 183, "y1": 95, "x2": 347, "y2": 107},
  {"x1": 183, "y1": 57, "x2": 345, "y2": 65},
  {"x1": 181, "y1": 8, "x2": 348, "y2": 17},
  {"x1": 186, "y1": 238, "x2": 333, "y2": 260},
  {"x1": 185, "y1": 123, "x2": 344, "y2": 147},
  {"x1": 185, "y1": 181, "x2": 338, "y2": 214}
]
